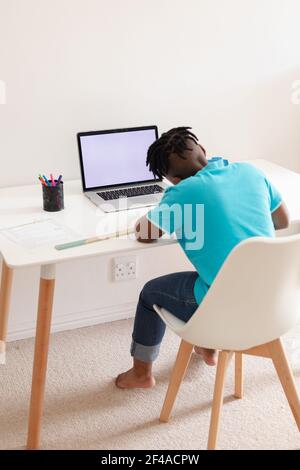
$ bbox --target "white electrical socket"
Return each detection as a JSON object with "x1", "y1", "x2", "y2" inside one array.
[{"x1": 113, "y1": 256, "x2": 137, "y2": 282}]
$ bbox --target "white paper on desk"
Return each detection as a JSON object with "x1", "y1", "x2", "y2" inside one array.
[{"x1": 0, "y1": 220, "x2": 78, "y2": 250}]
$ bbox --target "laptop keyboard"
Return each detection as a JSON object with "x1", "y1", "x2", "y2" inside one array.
[{"x1": 97, "y1": 184, "x2": 164, "y2": 201}]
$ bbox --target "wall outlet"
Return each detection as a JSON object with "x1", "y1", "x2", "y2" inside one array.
[{"x1": 113, "y1": 256, "x2": 138, "y2": 282}]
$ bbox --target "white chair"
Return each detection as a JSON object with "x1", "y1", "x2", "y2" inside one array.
[{"x1": 154, "y1": 235, "x2": 300, "y2": 450}]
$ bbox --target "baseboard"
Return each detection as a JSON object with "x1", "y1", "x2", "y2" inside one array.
[{"x1": 7, "y1": 302, "x2": 136, "y2": 342}]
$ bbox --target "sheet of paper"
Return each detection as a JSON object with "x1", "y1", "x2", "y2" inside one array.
[{"x1": 0, "y1": 220, "x2": 78, "y2": 250}]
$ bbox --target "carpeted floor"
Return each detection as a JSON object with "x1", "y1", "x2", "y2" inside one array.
[{"x1": 1, "y1": 319, "x2": 300, "y2": 450}]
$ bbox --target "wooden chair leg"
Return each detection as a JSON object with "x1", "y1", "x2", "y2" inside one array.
[
  {"x1": 0, "y1": 260, "x2": 13, "y2": 364},
  {"x1": 160, "y1": 340, "x2": 194, "y2": 423},
  {"x1": 207, "y1": 351, "x2": 232, "y2": 450},
  {"x1": 268, "y1": 338, "x2": 300, "y2": 431},
  {"x1": 234, "y1": 353, "x2": 243, "y2": 399}
]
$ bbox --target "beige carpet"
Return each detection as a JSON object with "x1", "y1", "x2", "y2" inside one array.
[{"x1": 1, "y1": 319, "x2": 300, "y2": 450}]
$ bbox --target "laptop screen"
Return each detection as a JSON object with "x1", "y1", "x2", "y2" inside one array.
[{"x1": 78, "y1": 126, "x2": 158, "y2": 191}]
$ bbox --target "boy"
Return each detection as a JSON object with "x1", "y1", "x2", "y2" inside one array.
[{"x1": 116, "y1": 127, "x2": 289, "y2": 389}]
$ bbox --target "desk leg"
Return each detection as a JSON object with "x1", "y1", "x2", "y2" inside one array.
[
  {"x1": 27, "y1": 265, "x2": 56, "y2": 450},
  {"x1": 0, "y1": 260, "x2": 13, "y2": 364}
]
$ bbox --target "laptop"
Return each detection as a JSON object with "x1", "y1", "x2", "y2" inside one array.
[{"x1": 77, "y1": 126, "x2": 167, "y2": 212}]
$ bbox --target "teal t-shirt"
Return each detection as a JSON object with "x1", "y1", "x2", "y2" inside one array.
[{"x1": 147, "y1": 159, "x2": 282, "y2": 304}]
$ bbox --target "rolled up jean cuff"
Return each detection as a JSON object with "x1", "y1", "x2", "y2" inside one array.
[{"x1": 130, "y1": 339, "x2": 161, "y2": 363}]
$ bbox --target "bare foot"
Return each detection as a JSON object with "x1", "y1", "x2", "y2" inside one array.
[
  {"x1": 194, "y1": 347, "x2": 218, "y2": 366},
  {"x1": 116, "y1": 368, "x2": 156, "y2": 389}
]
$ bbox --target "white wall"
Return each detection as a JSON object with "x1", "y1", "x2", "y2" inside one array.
[
  {"x1": 0, "y1": 0, "x2": 300, "y2": 340},
  {"x1": 1, "y1": 0, "x2": 300, "y2": 188}
]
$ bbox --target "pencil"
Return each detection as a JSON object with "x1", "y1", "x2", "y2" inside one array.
[
  {"x1": 43, "y1": 175, "x2": 51, "y2": 186},
  {"x1": 56, "y1": 174, "x2": 63, "y2": 185},
  {"x1": 55, "y1": 228, "x2": 135, "y2": 251},
  {"x1": 38, "y1": 176, "x2": 47, "y2": 187}
]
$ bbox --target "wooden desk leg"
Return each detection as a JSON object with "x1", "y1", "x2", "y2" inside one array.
[
  {"x1": 27, "y1": 264, "x2": 56, "y2": 450},
  {"x1": 0, "y1": 260, "x2": 13, "y2": 364}
]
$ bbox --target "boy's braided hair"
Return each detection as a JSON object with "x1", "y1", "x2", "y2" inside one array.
[{"x1": 146, "y1": 127, "x2": 199, "y2": 179}]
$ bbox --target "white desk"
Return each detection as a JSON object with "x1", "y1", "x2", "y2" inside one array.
[{"x1": 0, "y1": 159, "x2": 299, "y2": 450}]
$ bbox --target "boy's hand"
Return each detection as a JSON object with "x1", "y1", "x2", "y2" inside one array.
[
  {"x1": 272, "y1": 202, "x2": 290, "y2": 230},
  {"x1": 135, "y1": 215, "x2": 164, "y2": 243}
]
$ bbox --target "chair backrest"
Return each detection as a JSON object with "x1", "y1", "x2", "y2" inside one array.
[{"x1": 179, "y1": 234, "x2": 300, "y2": 351}]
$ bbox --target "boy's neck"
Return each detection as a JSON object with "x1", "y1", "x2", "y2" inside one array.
[{"x1": 186, "y1": 162, "x2": 207, "y2": 178}]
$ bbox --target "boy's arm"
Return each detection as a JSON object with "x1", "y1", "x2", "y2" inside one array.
[
  {"x1": 135, "y1": 215, "x2": 164, "y2": 243},
  {"x1": 272, "y1": 202, "x2": 290, "y2": 230}
]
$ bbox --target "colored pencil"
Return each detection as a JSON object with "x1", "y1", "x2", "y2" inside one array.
[
  {"x1": 56, "y1": 174, "x2": 63, "y2": 185},
  {"x1": 38, "y1": 175, "x2": 47, "y2": 187},
  {"x1": 55, "y1": 228, "x2": 135, "y2": 251},
  {"x1": 43, "y1": 174, "x2": 51, "y2": 186}
]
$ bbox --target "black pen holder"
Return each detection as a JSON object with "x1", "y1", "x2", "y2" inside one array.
[{"x1": 42, "y1": 181, "x2": 64, "y2": 212}]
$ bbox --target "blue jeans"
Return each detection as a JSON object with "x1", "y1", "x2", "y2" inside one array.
[{"x1": 131, "y1": 272, "x2": 201, "y2": 363}]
